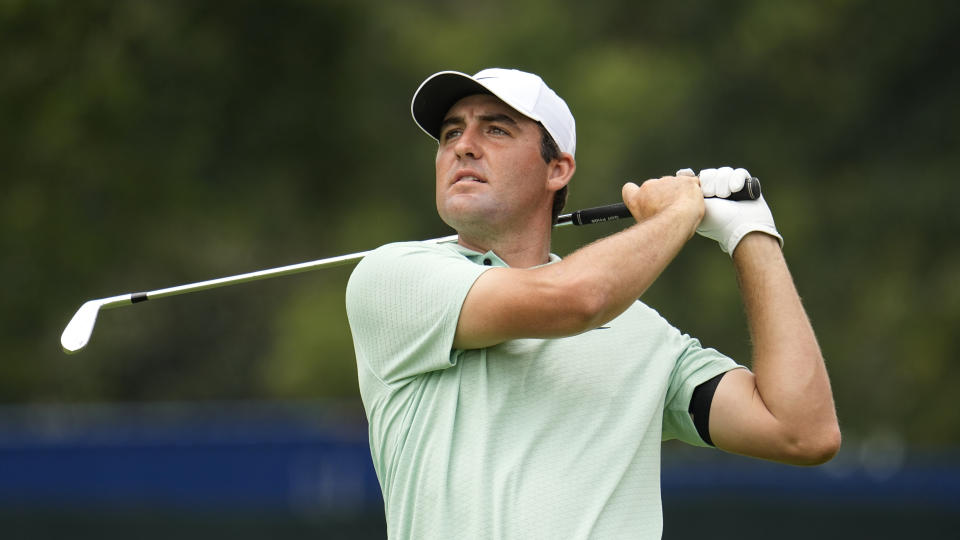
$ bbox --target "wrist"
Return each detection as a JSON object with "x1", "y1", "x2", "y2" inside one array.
[
  {"x1": 663, "y1": 197, "x2": 705, "y2": 236},
  {"x1": 657, "y1": 206, "x2": 703, "y2": 243},
  {"x1": 731, "y1": 231, "x2": 782, "y2": 261}
]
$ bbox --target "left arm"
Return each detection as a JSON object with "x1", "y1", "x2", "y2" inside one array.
[{"x1": 708, "y1": 233, "x2": 841, "y2": 465}]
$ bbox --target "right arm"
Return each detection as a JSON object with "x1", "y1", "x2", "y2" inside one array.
[{"x1": 453, "y1": 176, "x2": 704, "y2": 350}]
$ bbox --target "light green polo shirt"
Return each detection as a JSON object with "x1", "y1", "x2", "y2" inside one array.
[{"x1": 345, "y1": 240, "x2": 739, "y2": 539}]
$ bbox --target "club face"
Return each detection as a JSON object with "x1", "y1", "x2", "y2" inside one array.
[{"x1": 60, "y1": 300, "x2": 103, "y2": 354}]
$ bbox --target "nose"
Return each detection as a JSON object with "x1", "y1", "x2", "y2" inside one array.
[{"x1": 453, "y1": 125, "x2": 482, "y2": 160}]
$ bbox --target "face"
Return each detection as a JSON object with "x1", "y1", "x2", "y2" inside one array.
[{"x1": 434, "y1": 94, "x2": 556, "y2": 235}]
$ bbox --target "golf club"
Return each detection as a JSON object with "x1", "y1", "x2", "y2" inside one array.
[{"x1": 61, "y1": 177, "x2": 760, "y2": 353}]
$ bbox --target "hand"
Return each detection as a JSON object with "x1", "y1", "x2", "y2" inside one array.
[
  {"x1": 676, "y1": 167, "x2": 783, "y2": 256},
  {"x1": 622, "y1": 174, "x2": 704, "y2": 226}
]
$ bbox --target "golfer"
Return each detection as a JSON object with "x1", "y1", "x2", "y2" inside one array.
[{"x1": 346, "y1": 68, "x2": 840, "y2": 539}]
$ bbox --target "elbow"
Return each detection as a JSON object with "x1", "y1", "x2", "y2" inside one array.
[
  {"x1": 561, "y1": 281, "x2": 613, "y2": 334},
  {"x1": 537, "y1": 263, "x2": 629, "y2": 336},
  {"x1": 783, "y1": 423, "x2": 842, "y2": 466}
]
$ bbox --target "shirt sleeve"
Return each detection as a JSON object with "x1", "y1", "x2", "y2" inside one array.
[
  {"x1": 661, "y1": 334, "x2": 741, "y2": 447},
  {"x1": 345, "y1": 242, "x2": 491, "y2": 387}
]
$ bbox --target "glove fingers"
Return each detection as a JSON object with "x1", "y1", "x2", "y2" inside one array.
[
  {"x1": 715, "y1": 167, "x2": 734, "y2": 198},
  {"x1": 699, "y1": 168, "x2": 717, "y2": 197}
]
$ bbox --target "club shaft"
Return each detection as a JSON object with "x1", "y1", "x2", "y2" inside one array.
[
  {"x1": 129, "y1": 202, "x2": 635, "y2": 304},
  {"x1": 79, "y1": 211, "x2": 590, "y2": 327},
  {"x1": 143, "y1": 249, "x2": 372, "y2": 301},
  {"x1": 129, "y1": 234, "x2": 457, "y2": 303}
]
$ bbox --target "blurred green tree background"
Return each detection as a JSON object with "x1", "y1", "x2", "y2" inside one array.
[{"x1": 3, "y1": 0, "x2": 958, "y2": 450}]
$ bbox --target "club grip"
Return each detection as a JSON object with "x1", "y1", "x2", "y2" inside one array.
[
  {"x1": 568, "y1": 203, "x2": 633, "y2": 225},
  {"x1": 726, "y1": 176, "x2": 762, "y2": 201},
  {"x1": 564, "y1": 177, "x2": 762, "y2": 226}
]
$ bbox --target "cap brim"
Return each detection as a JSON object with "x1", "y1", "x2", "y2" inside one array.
[{"x1": 411, "y1": 71, "x2": 493, "y2": 141}]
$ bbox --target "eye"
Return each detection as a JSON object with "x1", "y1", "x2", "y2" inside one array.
[
  {"x1": 441, "y1": 128, "x2": 462, "y2": 143},
  {"x1": 488, "y1": 125, "x2": 509, "y2": 136}
]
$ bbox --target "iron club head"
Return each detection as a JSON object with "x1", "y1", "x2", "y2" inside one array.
[
  {"x1": 60, "y1": 295, "x2": 132, "y2": 354},
  {"x1": 61, "y1": 300, "x2": 105, "y2": 354}
]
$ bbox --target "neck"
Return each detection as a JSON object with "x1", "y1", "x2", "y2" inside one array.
[{"x1": 455, "y1": 212, "x2": 554, "y2": 268}]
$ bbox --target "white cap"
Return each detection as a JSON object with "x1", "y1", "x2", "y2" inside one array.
[{"x1": 411, "y1": 68, "x2": 576, "y2": 157}]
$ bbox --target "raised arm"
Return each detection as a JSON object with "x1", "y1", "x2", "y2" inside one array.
[
  {"x1": 689, "y1": 167, "x2": 840, "y2": 465},
  {"x1": 453, "y1": 175, "x2": 704, "y2": 350},
  {"x1": 708, "y1": 234, "x2": 840, "y2": 464}
]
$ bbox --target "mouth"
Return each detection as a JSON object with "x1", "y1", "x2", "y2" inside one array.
[{"x1": 453, "y1": 171, "x2": 487, "y2": 185}]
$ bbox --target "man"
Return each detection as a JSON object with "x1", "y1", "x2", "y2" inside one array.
[{"x1": 345, "y1": 68, "x2": 840, "y2": 538}]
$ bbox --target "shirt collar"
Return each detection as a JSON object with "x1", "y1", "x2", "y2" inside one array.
[{"x1": 445, "y1": 242, "x2": 561, "y2": 268}]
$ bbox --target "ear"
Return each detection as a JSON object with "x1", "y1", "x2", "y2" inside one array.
[{"x1": 546, "y1": 153, "x2": 576, "y2": 193}]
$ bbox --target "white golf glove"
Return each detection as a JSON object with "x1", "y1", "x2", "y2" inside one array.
[{"x1": 676, "y1": 167, "x2": 783, "y2": 256}]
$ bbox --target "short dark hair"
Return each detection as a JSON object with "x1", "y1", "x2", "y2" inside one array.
[{"x1": 538, "y1": 124, "x2": 568, "y2": 225}]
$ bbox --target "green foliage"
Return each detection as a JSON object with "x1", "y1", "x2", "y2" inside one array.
[{"x1": 2, "y1": 0, "x2": 958, "y2": 446}]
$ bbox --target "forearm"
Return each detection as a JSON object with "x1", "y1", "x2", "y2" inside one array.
[
  {"x1": 453, "y1": 192, "x2": 700, "y2": 350},
  {"x1": 454, "y1": 177, "x2": 704, "y2": 350},
  {"x1": 732, "y1": 233, "x2": 840, "y2": 457},
  {"x1": 554, "y1": 204, "x2": 698, "y2": 328}
]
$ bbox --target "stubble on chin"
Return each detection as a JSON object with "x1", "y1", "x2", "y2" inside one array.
[{"x1": 437, "y1": 194, "x2": 506, "y2": 237}]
